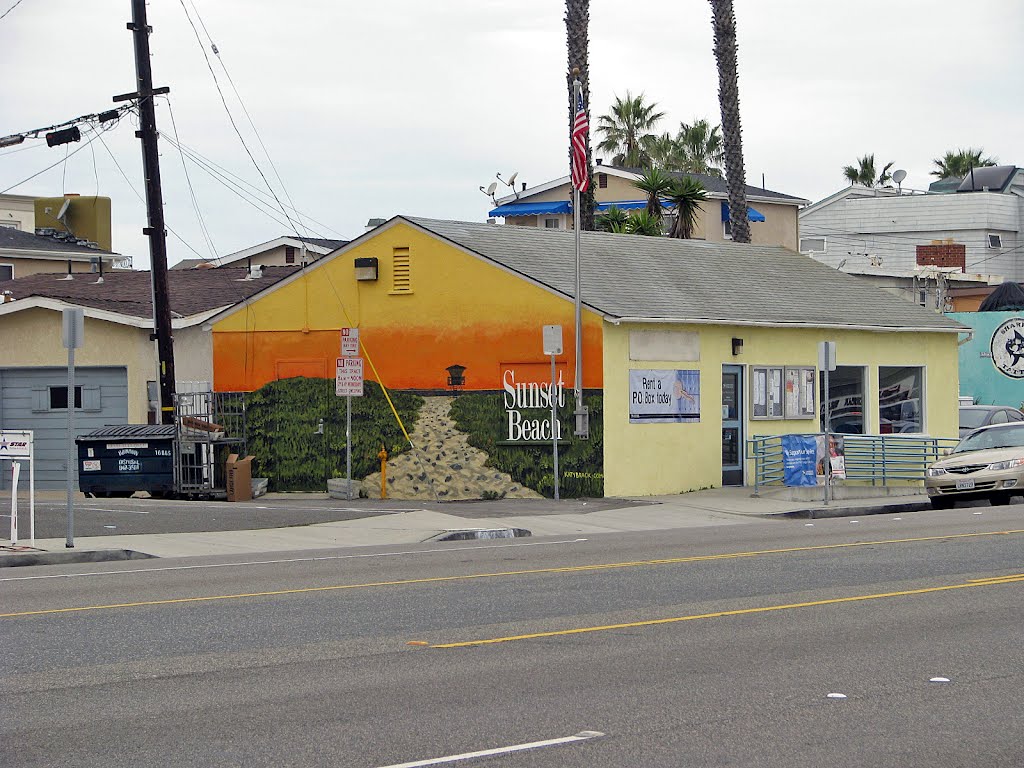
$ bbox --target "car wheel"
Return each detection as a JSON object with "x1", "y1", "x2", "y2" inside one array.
[
  {"x1": 930, "y1": 497, "x2": 955, "y2": 510},
  {"x1": 989, "y1": 492, "x2": 1012, "y2": 506}
]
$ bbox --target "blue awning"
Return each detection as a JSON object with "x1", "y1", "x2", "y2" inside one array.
[
  {"x1": 489, "y1": 201, "x2": 571, "y2": 217},
  {"x1": 595, "y1": 200, "x2": 650, "y2": 212},
  {"x1": 721, "y1": 201, "x2": 766, "y2": 222}
]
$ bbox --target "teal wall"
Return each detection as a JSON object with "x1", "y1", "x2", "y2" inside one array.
[{"x1": 950, "y1": 311, "x2": 1024, "y2": 408}]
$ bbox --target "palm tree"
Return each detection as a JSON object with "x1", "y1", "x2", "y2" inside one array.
[
  {"x1": 665, "y1": 177, "x2": 708, "y2": 239},
  {"x1": 625, "y1": 210, "x2": 664, "y2": 236},
  {"x1": 931, "y1": 148, "x2": 997, "y2": 179},
  {"x1": 596, "y1": 91, "x2": 665, "y2": 167},
  {"x1": 633, "y1": 167, "x2": 674, "y2": 220},
  {"x1": 842, "y1": 154, "x2": 895, "y2": 187},
  {"x1": 842, "y1": 154, "x2": 877, "y2": 186},
  {"x1": 676, "y1": 119, "x2": 725, "y2": 177},
  {"x1": 709, "y1": 0, "x2": 751, "y2": 243},
  {"x1": 642, "y1": 132, "x2": 684, "y2": 171},
  {"x1": 565, "y1": 0, "x2": 595, "y2": 230},
  {"x1": 596, "y1": 205, "x2": 629, "y2": 233}
]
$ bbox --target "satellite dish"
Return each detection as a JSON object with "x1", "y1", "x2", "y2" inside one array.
[
  {"x1": 508, "y1": 172, "x2": 518, "y2": 187},
  {"x1": 892, "y1": 169, "x2": 907, "y2": 184},
  {"x1": 57, "y1": 199, "x2": 72, "y2": 224},
  {"x1": 486, "y1": 182, "x2": 497, "y2": 195}
]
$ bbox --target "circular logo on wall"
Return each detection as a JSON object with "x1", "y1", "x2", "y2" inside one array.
[{"x1": 990, "y1": 317, "x2": 1024, "y2": 379}]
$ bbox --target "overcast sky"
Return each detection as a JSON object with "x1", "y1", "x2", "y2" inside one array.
[{"x1": 1, "y1": 0, "x2": 1020, "y2": 268}]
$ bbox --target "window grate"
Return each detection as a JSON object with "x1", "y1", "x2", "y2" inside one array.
[{"x1": 392, "y1": 247, "x2": 411, "y2": 293}]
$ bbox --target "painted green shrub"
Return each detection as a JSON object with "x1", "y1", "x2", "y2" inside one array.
[
  {"x1": 449, "y1": 392, "x2": 604, "y2": 498},
  {"x1": 246, "y1": 377, "x2": 423, "y2": 491}
]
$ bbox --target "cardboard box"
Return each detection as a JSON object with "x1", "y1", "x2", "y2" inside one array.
[{"x1": 225, "y1": 453, "x2": 255, "y2": 502}]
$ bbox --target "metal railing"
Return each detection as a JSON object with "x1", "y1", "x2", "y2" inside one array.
[{"x1": 748, "y1": 433, "x2": 960, "y2": 494}]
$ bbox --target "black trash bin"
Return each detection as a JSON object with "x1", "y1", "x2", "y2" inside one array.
[{"x1": 76, "y1": 425, "x2": 176, "y2": 498}]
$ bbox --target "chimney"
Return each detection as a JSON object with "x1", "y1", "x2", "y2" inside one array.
[
  {"x1": 595, "y1": 158, "x2": 602, "y2": 166},
  {"x1": 916, "y1": 242, "x2": 965, "y2": 272},
  {"x1": 521, "y1": 182, "x2": 526, "y2": 191}
]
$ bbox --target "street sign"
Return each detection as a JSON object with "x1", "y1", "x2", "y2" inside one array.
[
  {"x1": 62, "y1": 307, "x2": 84, "y2": 349},
  {"x1": 818, "y1": 341, "x2": 837, "y2": 372},
  {"x1": 0, "y1": 430, "x2": 32, "y2": 459},
  {"x1": 336, "y1": 357, "x2": 364, "y2": 396},
  {"x1": 543, "y1": 324, "x2": 563, "y2": 356},
  {"x1": 341, "y1": 327, "x2": 360, "y2": 357}
]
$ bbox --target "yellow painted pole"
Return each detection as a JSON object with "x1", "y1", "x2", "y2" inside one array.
[{"x1": 378, "y1": 446, "x2": 388, "y2": 499}]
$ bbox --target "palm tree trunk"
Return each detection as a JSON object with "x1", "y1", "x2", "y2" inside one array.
[
  {"x1": 710, "y1": 0, "x2": 751, "y2": 243},
  {"x1": 566, "y1": 0, "x2": 595, "y2": 231}
]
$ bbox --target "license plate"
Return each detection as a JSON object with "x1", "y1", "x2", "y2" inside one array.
[{"x1": 955, "y1": 479, "x2": 975, "y2": 491}]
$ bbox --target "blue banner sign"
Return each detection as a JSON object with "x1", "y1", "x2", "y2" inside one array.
[{"x1": 781, "y1": 434, "x2": 818, "y2": 487}]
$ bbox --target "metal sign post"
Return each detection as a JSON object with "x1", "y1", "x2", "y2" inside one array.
[
  {"x1": 2, "y1": 430, "x2": 36, "y2": 546},
  {"x1": 543, "y1": 325, "x2": 563, "y2": 501},
  {"x1": 62, "y1": 308, "x2": 84, "y2": 547},
  {"x1": 818, "y1": 341, "x2": 837, "y2": 506},
  {"x1": 337, "y1": 329, "x2": 363, "y2": 501}
]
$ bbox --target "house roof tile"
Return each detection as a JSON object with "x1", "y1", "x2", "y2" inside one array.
[{"x1": 1, "y1": 266, "x2": 295, "y2": 319}]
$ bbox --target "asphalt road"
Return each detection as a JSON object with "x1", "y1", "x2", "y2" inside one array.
[
  {"x1": 11, "y1": 496, "x2": 642, "y2": 538},
  {"x1": 2, "y1": 507, "x2": 1023, "y2": 767}
]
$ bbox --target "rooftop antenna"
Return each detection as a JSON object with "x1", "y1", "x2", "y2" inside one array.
[
  {"x1": 892, "y1": 169, "x2": 907, "y2": 195},
  {"x1": 496, "y1": 171, "x2": 522, "y2": 199},
  {"x1": 479, "y1": 181, "x2": 499, "y2": 206}
]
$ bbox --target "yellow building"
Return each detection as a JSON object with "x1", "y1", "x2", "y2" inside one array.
[{"x1": 208, "y1": 217, "x2": 966, "y2": 498}]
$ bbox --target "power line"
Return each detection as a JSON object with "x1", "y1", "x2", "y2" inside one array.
[
  {"x1": 164, "y1": 96, "x2": 217, "y2": 261},
  {"x1": 0, "y1": 130, "x2": 99, "y2": 193},
  {"x1": 175, "y1": 0, "x2": 301, "y2": 237},
  {"x1": 0, "y1": 0, "x2": 26, "y2": 22}
]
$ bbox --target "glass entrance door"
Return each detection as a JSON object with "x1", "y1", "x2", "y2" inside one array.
[{"x1": 722, "y1": 365, "x2": 744, "y2": 485}]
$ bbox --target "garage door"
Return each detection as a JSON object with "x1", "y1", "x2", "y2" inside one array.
[{"x1": 0, "y1": 367, "x2": 129, "y2": 490}]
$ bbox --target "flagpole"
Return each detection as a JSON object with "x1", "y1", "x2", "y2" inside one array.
[{"x1": 572, "y1": 74, "x2": 586, "y2": 437}]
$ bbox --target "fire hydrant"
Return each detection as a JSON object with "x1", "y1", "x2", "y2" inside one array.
[{"x1": 377, "y1": 446, "x2": 388, "y2": 499}]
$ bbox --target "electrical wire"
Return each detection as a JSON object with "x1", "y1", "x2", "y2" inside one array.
[
  {"x1": 0, "y1": 131, "x2": 97, "y2": 194},
  {"x1": 186, "y1": 0, "x2": 309, "y2": 239},
  {"x1": 163, "y1": 95, "x2": 217, "y2": 261},
  {"x1": 176, "y1": 0, "x2": 301, "y2": 237},
  {"x1": 0, "y1": 0, "x2": 26, "y2": 22}
]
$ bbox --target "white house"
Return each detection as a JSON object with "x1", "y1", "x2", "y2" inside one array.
[{"x1": 799, "y1": 165, "x2": 1024, "y2": 281}]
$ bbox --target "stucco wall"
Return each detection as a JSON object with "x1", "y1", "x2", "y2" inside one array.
[
  {"x1": 601, "y1": 321, "x2": 961, "y2": 496},
  {"x1": 212, "y1": 220, "x2": 605, "y2": 392},
  {"x1": 0, "y1": 307, "x2": 153, "y2": 422},
  {"x1": 0, "y1": 257, "x2": 102, "y2": 280},
  {"x1": 950, "y1": 311, "x2": 1024, "y2": 407}
]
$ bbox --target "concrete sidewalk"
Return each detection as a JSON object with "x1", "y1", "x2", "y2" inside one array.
[{"x1": 0, "y1": 488, "x2": 934, "y2": 566}]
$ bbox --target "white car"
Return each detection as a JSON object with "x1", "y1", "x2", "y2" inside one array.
[{"x1": 925, "y1": 423, "x2": 1024, "y2": 509}]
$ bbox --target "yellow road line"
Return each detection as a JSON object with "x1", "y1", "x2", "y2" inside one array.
[
  {"x1": 432, "y1": 575, "x2": 1024, "y2": 648},
  {"x1": 4, "y1": 528, "x2": 1024, "y2": 620}
]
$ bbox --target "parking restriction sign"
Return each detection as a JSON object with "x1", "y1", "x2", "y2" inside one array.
[
  {"x1": 341, "y1": 328, "x2": 360, "y2": 357},
  {"x1": 336, "y1": 357, "x2": 364, "y2": 396}
]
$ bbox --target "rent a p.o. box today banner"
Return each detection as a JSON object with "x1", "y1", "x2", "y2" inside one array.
[{"x1": 629, "y1": 369, "x2": 700, "y2": 423}]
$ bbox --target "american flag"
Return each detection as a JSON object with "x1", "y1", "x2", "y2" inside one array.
[{"x1": 571, "y1": 87, "x2": 589, "y2": 193}]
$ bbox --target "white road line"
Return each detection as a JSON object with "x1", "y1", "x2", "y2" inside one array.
[
  {"x1": 375, "y1": 730, "x2": 604, "y2": 768},
  {"x1": 0, "y1": 538, "x2": 589, "y2": 581}
]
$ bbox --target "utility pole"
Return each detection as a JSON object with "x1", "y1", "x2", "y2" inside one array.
[{"x1": 115, "y1": 0, "x2": 176, "y2": 424}]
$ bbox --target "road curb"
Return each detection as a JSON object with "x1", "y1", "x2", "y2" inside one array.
[
  {"x1": 0, "y1": 548, "x2": 157, "y2": 568},
  {"x1": 426, "y1": 528, "x2": 532, "y2": 542},
  {"x1": 781, "y1": 501, "x2": 933, "y2": 520}
]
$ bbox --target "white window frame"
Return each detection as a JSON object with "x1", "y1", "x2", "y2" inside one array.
[
  {"x1": 543, "y1": 218, "x2": 560, "y2": 229},
  {"x1": 800, "y1": 236, "x2": 827, "y2": 253},
  {"x1": 0, "y1": 263, "x2": 13, "y2": 281},
  {"x1": 722, "y1": 218, "x2": 733, "y2": 240},
  {"x1": 823, "y1": 364, "x2": 868, "y2": 435},
  {"x1": 878, "y1": 365, "x2": 926, "y2": 435},
  {"x1": 987, "y1": 233, "x2": 1002, "y2": 249}
]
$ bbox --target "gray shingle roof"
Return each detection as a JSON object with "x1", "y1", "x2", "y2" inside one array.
[
  {"x1": 2, "y1": 267, "x2": 295, "y2": 319},
  {"x1": 606, "y1": 165, "x2": 807, "y2": 203},
  {"x1": 404, "y1": 217, "x2": 965, "y2": 332},
  {"x1": 0, "y1": 227, "x2": 116, "y2": 256}
]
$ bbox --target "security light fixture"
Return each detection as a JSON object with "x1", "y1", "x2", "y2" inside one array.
[
  {"x1": 354, "y1": 257, "x2": 378, "y2": 281},
  {"x1": 731, "y1": 337, "x2": 744, "y2": 356}
]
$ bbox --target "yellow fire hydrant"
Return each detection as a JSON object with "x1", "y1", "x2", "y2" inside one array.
[{"x1": 378, "y1": 446, "x2": 388, "y2": 499}]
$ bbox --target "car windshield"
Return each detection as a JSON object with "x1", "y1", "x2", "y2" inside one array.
[
  {"x1": 959, "y1": 408, "x2": 991, "y2": 429},
  {"x1": 953, "y1": 424, "x2": 1024, "y2": 453}
]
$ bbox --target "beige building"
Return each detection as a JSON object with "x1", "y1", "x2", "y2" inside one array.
[
  {"x1": 0, "y1": 193, "x2": 120, "y2": 281},
  {"x1": 0, "y1": 267, "x2": 293, "y2": 489},
  {"x1": 489, "y1": 164, "x2": 807, "y2": 251},
  {"x1": 171, "y1": 236, "x2": 349, "y2": 270}
]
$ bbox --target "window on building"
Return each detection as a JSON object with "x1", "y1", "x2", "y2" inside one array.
[
  {"x1": 0, "y1": 264, "x2": 13, "y2": 281},
  {"x1": 987, "y1": 233, "x2": 1003, "y2": 249},
  {"x1": 49, "y1": 386, "x2": 83, "y2": 410},
  {"x1": 391, "y1": 247, "x2": 411, "y2": 293},
  {"x1": 918, "y1": 290, "x2": 928, "y2": 307},
  {"x1": 285, "y1": 245, "x2": 296, "y2": 264},
  {"x1": 878, "y1": 366, "x2": 924, "y2": 434},
  {"x1": 723, "y1": 219, "x2": 732, "y2": 240},
  {"x1": 0, "y1": 221, "x2": 19, "y2": 229},
  {"x1": 598, "y1": 173, "x2": 608, "y2": 189},
  {"x1": 823, "y1": 366, "x2": 866, "y2": 434},
  {"x1": 544, "y1": 218, "x2": 560, "y2": 229},
  {"x1": 800, "y1": 237, "x2": 826, "y2": 253}
]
